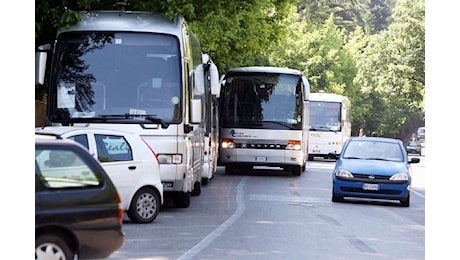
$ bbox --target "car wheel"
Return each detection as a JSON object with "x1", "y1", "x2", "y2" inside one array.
[
  {"x1": 400, "y1": 193, "x2": 410, "y2": 207},
  {"x1": 331, "y1": 190, "x2": 343, "y2": 202},
  {"x1": 191, "y1": 181, "x2": 201, "y2": 196},
  {"x1": 36, "y1": 234, "x2": 74, "y2": 260},
  {"x1": 174, "y1": 191, "x2": 191, "y2": 208},
  {"x1": 202, "y1": 177, "x2": 209, "y2": 185},
  {"x1": 127, "y1": 187, "x2": 161, "y2": 223}
]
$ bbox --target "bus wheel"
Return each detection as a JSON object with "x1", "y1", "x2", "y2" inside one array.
[
  {"x1": 174, "y1": 192, "x2": 191, "y2": 208},
  {"x1": 191, "y1": 181, "x2": 201, "y2": 196},
  {"x1": 225, "y1": 166, "x2": 234, "y2": 175},
  {"x1": 292, "y1": 166, "x2": 302, "y2": 176}
]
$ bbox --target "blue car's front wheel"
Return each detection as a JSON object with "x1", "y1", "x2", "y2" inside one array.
[
  {"x1": 331, "y1": 189, "x2": 343, "y2": 202},
  {"x1": 400, "y1": 193, "x2": 410, "y2": 207}
]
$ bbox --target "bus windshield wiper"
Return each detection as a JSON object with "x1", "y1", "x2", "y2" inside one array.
[
  {"x1": 310, "y1": 126, "x2": 334, "y2": 131},
  {"x1": 144, "y1": 115, "x2": 169, "y2": 129},
  {"x1": 261, "y1": 120, "x2": 293, "y2": 129},
  {"x1": 68, "y1": 114, "x2": 169, "y2": 128}
]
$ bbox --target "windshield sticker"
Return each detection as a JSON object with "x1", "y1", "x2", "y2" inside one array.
[
  {"x1": 57, "y1": 82, "x2": 76, "y2": 108},
  {"x1": 171, "y1": 96, "x2": 179, "y2": 105},
  {"x1": 152, "y1": 78, "x2": 162, "y2": 88}
]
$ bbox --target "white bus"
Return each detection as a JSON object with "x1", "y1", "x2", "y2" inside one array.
[
  {"x1": 218, "y1": 67, "x2": 310, "y2": 176},
  {"x1": 35, "y1": 9, "x2": 220, "y2": 208},
  {"x1": 308, "y1": 92, "x2": 351, "y2": 161}
]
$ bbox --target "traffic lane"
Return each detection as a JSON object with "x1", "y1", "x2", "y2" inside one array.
[
  {"x1": 107, "y1": 168, "x2": 242, "y2": 259},
  {"x1": 108, "y1": 162, "x2": 424, "y2": 259},
  {"x1": 194, "y1": 163, "x2": 424, "y2": 259}
]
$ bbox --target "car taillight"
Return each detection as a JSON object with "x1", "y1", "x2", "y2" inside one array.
[
  {"x1": 116, "y1": 191, "x2": 123, "y2": 223},
  {"x1": 142, "y1": 138, "x2": 160, "y2": 164}
]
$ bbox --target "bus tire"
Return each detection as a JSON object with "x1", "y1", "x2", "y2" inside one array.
[
  {"x1": 225, "y1": 166, "x2": 234, "y2": 175},
  {"x1": 292, "y1": 165, "x2": 302, "y2": 176},
  {"x1": 191, "y1": 181, "x2": 201, "y2": 196},
  {"x1": 174, "y1": 192, "x2": 191, "y2": 208}
]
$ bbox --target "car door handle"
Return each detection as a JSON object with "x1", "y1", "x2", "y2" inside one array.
[{"x1": 128, "y1": 166, "x2": 137, "y2": 170}]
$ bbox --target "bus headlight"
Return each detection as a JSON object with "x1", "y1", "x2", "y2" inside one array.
[
  {"x1": 286, "y1": 140, "x2": 301, "y2": 150},
  {"x1": 221, "y1": 138, "x2": 234, "y2": 148},
  {"x1": 157, "y1": 154, "x2": 182, "y2": 164}
]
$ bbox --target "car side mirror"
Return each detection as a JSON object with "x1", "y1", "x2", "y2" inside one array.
[
  {"x1": 409, "y1": 157, "x2": 420, "y2": 164},
  {"x1": 328, "y1": 152, "x2": 338, "y2": 160}
]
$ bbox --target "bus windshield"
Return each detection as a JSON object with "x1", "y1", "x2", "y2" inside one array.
[
  {"x1": 309, "y1": 101, "x2": 341, "y2": 131},
  {"x1": 50, "y1": 32, "x2": 182, "y2": 124},
  {"x1": 220, "y1": 73, "x2": 303, "y2": 130}
]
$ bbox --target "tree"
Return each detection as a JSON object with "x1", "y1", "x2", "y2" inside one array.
[
  {"x1": 353, "y1": 0, "x2": 425, "y2": 137},
  {"x1": 35, "y1": 0, "x2": 425, "y2": 138},
  {"x1": 35, "y1": 0, "x2": 297, "y2": 74}
]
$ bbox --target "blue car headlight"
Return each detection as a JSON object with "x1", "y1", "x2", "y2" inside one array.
[
  {"x1": 390, "y1": 172, "x2": 409, "y2": 181},
  {"x1": 335, "y1": 169, "x2": 353, "y2": 178}
]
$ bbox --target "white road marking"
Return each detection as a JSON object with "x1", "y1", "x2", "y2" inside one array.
[{"x1": 177, "y1": 176, "x2": 248, "y2": 260}]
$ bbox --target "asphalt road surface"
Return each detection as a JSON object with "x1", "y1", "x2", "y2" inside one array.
[{"x1": 107, "y1": 158, "x2": 425, "y2": 260}]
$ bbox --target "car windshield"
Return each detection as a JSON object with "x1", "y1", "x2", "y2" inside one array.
[{"x1": 343, "y1": 140, "x2": 404, "y2": 162}]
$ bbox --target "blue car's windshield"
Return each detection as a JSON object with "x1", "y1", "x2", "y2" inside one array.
[{"x1": 343, "y1": 140, "x2": 404, "y2": 162}]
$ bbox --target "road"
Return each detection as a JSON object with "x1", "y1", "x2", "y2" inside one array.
[{"x1": 107, "y1": 157, "x2": 425, "y2": 260}]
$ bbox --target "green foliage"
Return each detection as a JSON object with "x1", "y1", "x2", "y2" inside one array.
[
  {"x1": 353, "y1": 0, "x2": 425, "y2": 137},
  {"x1": 35, "y1": 0, "x2": 425, "y2": 139}
]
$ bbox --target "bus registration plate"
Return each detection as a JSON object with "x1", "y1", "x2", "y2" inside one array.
[
  {"x1": 362, "y1": 183, "x2": 379, "y2": 191},
  {"x1": 255, "y1": 156, "x2": 267, "y2": 162}
]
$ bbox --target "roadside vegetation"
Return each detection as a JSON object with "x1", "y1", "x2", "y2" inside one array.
[{"x1": 35, "y1": 0, "x2": 424, "y2": 138}]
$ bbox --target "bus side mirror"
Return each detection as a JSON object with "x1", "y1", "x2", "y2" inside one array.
[
  {"x1": 194, "y1": 65, "x2": 205, "y2": 95},
  {"x1": 190, "y1": 99, "x2": 202, "y2": 124},
  {"x1": 302, "y1": 76, "x2": 310, "y2": 101},
  {"x1": 209, "y1": 63, "x2": 220, "y2": 97},
  {"x1": 35, "y1": 44, "x2": 51, "y2": 85}
]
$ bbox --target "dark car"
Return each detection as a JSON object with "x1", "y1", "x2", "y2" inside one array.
[
  {"x1": 406, "y1": 140, "x2": 422, "y2": 155},
  {"x1": 35, "y1": 137, "x2": 125, "y2": 259},
  {"x1": 330, "y1": 137, "x2": 420, "y2": 207}
]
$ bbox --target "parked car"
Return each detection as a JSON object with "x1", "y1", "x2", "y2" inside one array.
[
  {"x1": 406, "y1": 140, "x2": 422, "y2": 155},
  {"x1": 35, "y1": 137, "x2": 124, "y2": 259},
  {"x1": 329, "y1": 137, "x2": 420, "y2": 207},
  {"x1": 36, "y1": 126, "x2": 164, "y2": 223},
  {"x1": 416, "y1": 127, "x2": 425, "y2": 141}
]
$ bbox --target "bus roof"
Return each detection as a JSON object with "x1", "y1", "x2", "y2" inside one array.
[
  {"x1": 225, "y1": 66, "x2": 303, "y2": 76},
  {"x1": 310, "y1": 92, "x2": 350, "y2": 103},
  {"x1": 58, "y1": 11, "x2": 185, "y2": 36}
]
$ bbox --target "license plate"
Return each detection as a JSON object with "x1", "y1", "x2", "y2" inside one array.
[
  {"x1": 255, "y1": 156, "x2": 267, "y2": 162},
  {"x1": 313, "y1": 150, "x2": 320, "y2": 153},
  {"x1": 362, "y1": 183, "x2": 379, "y2": 191}
]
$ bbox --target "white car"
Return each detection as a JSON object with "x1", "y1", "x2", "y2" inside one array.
[{"x1": 35, "y1": 126, "x2": 164, "y2": 223}]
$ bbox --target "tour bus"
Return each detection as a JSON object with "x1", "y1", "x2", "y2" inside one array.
[
  {"x1": 308, "y1": 92, "x2": 351, "y2": 161},
  {"x1": 201, "y1": 55, "x2": 220, "y2": 185},
  {"x1": 218, "y1": 67, "x2": 310, "y2": 176},
  {"x1": 35, "y1": 8, "x2": 220, "y2": 208}
]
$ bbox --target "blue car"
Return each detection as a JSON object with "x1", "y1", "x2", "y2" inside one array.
[{"x1": 330, "y1": 137, "x2": 420, "y2": 207}]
